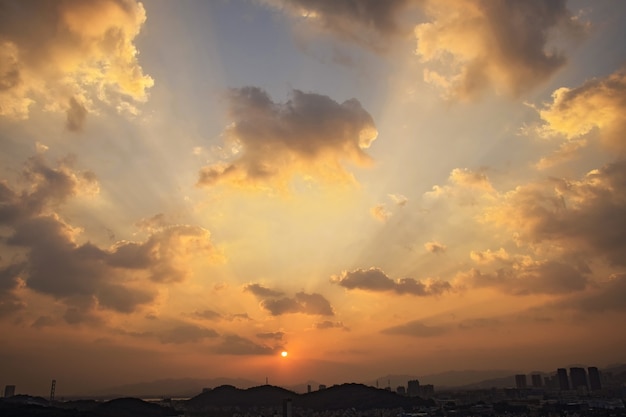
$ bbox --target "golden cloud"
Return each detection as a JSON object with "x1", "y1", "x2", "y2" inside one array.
[
  {"x1": 0, "y1": 0, "x2": 153, "y2": 125},
  {"x1": 415, "y1": 0, "x2": 582, "y2": 98},
  {"x1": 538, "y1": 69, "x2": 626, "y2": 151},
  {"x1": 197, "y1": 87, "x2": 378, "y2": 190}
]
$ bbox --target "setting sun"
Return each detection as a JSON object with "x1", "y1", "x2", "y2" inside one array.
[{"x1": 281, "y1": 351, "x2": 288, "y2": 358}]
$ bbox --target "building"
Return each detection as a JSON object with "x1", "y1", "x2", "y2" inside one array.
[
  {"x1": 515, "y1": 374, "x2": 527, "y2": 389},
  {"x1": 419, "y1": 384, "x2": 435, "y2": 398},
  {"x1": 557, "y1": 368, "x2": 570, "y2": 391},
  {"x1": 396, "y1": 386, "x2": 406, "y2": 395},
  {"x1": 282, "y1": 398, "x2": 292, "y2": 417},
  {"x1": 570, "y1": 367, "x2": 588, "y2": 391},
  {"x1": 407, "y1": 379, "x2": 420, "y2": 397},
  {"x1": 318, "y1": 384, "x2": 326, "y2": 390},
  {"x1": 588, "y1": 367, "x2": 602, "y2": 391},
  {"x1": 307, "y1": 384, "x2": 311, "y2": 393},
  {"x1": 531, "y1": 374, "x2": 542, "y2": 388},
  {"x1": 4, "y1": 385, "x2": 15, "y2": 398}
]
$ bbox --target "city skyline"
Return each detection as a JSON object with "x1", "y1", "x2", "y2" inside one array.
[{"x1": 1, "y1": 0, "x2": 626, "y2": 396}]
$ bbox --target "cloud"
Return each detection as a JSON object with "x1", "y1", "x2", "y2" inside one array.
[
  {"x1": 556, "y1": 273, "x2": 626, "y2": 313},
  {"x1": 212, "y1": 335, "x2": 278, "y2": 355},
  {"x1": 314, "y1": 320, "x2": 350, "y2": 331},
  {"x1": 415, "y1": 0, "x2": 583, "y2": 98},
  {"x1": 193, "y1": 309, "x2": 223, "y2": 321},
  {"x1": 388, "y1": 194, "x2": 408, "y2": 206},
  {"x1": 381, "y1": 320, "x2": 449, "y2": 337},
  {"x1": 469, "y1": 248, "x2": 510, "y2": 265},
  {"x1": 370, "y1": 204, "x2": 391, "y2": 222},
  {"x1": 537, "y1": 69, "x2": 626, "y2": 151},
  {"x1": 424, "y1": 241, "x2": 446, "y2": 254},
  {"x1": 244, "y1": 283, "x2": 284, "y2": 298},
  {"x1": 457, "y1": 260, "x2": 588, "y2": 295},
  {"x1": 260, "y1": 292, "x2": 335, "y2": 316},
  {"x1": 244, "y1": 282, "x2": 335, "y2": 316},
  {"x1": 157, "y1": 324, "x2": 219, "y2": 344},
  {"x1": 534, "y1": 140, "x2": 587, "y2": 170},
  {"x1": 332, "y1": 267, "x2": 451, "y2": 296},
  {"x1": 64, "y1": 96, "x2": 88, "y2": 132},
  {"x1": 485, "y1": 159, "x2": 626, "y2": 267},
  {"x1": 262, "y1": 0, "x2": 413, "y2": 51},
  {"x1": 0, "y1": 155, "x2": 217, "y2": 319},
  {"x1": 256, "y1": 331, "x2": 284, "y2": 340},
  {"x1": 0, "y1": 0, "x2": 153, "y2": 121},
  {"x1": 197, "y1": 87, "x2": 377, "y2": 189},
  {"x1": 425, "y1": 168, "x2": 495, "y2": 205}
]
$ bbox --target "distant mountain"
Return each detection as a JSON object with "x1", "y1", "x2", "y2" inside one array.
[
  {"x1": 187, "y1": 383, "x2": 434, "y2": 411},
  {"x1": 91, "y1": 377, "x2": 259, "y2": 398},
  {"x1": 368, "y1": 370, "x2": 518, "y2": 389}
]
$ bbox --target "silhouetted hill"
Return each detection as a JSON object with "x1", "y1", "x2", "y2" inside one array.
[
  {"x1": 187, "y1": 383, "x2": 432, "y2": 411},
  {"x1": 297, "y1": 383, "x2": 432, "y2": 410},
  {"x1": 95, "y1": 397, "x2": 176, "y2": 417},
  {"x1": 187, "y1": 384, "x2": 296, "y2": 408},
  {"x1": 0, "y1": 397, "x2": 176, "y2": 417}
]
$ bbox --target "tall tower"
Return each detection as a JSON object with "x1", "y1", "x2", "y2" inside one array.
[
  {"x1": 515, "y1": 374, "x2": 527, "y2": 389},
  {"x1": 588, "y1": 367, "x2": 602, "y2": 391},
  {"x1": 557, "y1": 368, "x2": 569, "y2": 391},
  {"x1": 50, "y1": 379, "x2": 56, "y2": 401},
  {"x1": 570, "y1": 367, "x2": 588, "y2": 391},
  {"x1": 407, "y1": 379, "x2": 420, "y2": 397}
]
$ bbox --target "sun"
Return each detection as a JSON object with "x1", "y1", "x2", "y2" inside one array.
[{"x1": 281, "y1": 351, "x2": 288, "y2": 358}]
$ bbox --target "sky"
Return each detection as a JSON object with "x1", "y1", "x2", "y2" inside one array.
[{"x1": 1, "y1": 0, "x2": 626, "y2": 396}]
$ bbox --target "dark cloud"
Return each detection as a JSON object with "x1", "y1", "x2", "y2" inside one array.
[
  {"x1": 0, "y1": 155, "x2": 216, "y2": 320},
  {"x1": 381, "y1": 320, "x2": 449, "y2": 337},
  {"x1": 416, "y1": 0, "x2": 583, "y2": 98},
  {"x1": 314, "y1": 320, "x2": 350, "y2": 331},
  {"x1": 212, "y1": 335, "x2": 278, "y2": 355},
  {"x1": 244, "y1": 283, "x2": 284, "y2": 298},
  {"x1": 31, "y1": 315, "x2": 55, "y2": 328},
  {"x1": 260, "y1": 292, "x2": 334, "y2": 316},
  {"x1": 193, "y1": 309, "x2": 223, "y2": 320},
  {"x1": 197, "y1": 87, "x2": 377, "y2": 188},
  {"x1": 459, "y1": 260, "x2": 588, "y2": 295},
  {"x1": 256, "y1": 331, "x2": 284, "y2": 340},
  {"x1": 556, "y1": 274, "x2": 626, "y2": 313},
  {"x1": 332, "y1": 267, "x2": 451, "y2": 296},
  {"x1": 158, "y1": 324, "x2": 219, "y2": 344},
  {"x1": 65, "y1": 96, "x2": 87, "y2": 132},
  {"x1": 266, "y1": 0, "x2": 413, "y2": 51}
]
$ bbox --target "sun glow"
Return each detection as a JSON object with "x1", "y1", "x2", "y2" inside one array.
[{"x1": 281, "y1": 351, "x2": 288, "y2": 358}]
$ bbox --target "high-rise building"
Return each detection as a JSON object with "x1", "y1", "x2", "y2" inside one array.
[
  {"x1": 307, "y1": 384, "x2": 311, "y2": 393},
  {"x1": 282, "y1": 398, "x2": 292, "y2": 417},
  {"x1": 570, "y1": 367, "x2": 588, "y2": 391},
  {"x1": 515, "y1": 374, "x2": 527, "y2": 389},
  {"x1": 531, "y1": 374, "x2": 542, "y2": 388},
  {"x1": 318, "y1": 384, "x2": 326, "y2": 391},
  {"x1": 4, "y1": 385, "x2": 15, "y2": 398},
  {"x1": 588, "y1": 367, "x2": 602, "y2": 391},
  {"x1": 407, "y1": 379, "x2": 420, "y2": 397},
  {"x1": 396, "y1": 386, "x2": 406, "y2": 395},
  {"x1": 557, "y1": 368, "x2": 570, "y2": 391}
]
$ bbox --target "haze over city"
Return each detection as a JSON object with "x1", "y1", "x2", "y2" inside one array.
[{"x1": 1, "y1": 0, "x2": 625, "y2": 397}]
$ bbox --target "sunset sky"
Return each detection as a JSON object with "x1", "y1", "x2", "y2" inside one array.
[{"x1": 1, "y1": 0, "x2": 626, "y2": 396}]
